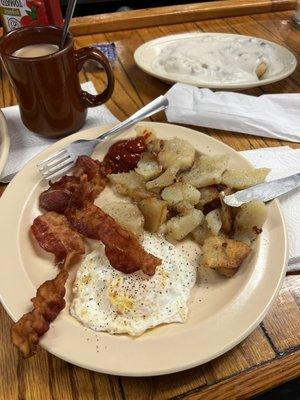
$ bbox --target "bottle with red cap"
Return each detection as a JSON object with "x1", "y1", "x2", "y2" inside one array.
[{"x1": 0, "y1": 0, "x2": 63, "y2": 32}]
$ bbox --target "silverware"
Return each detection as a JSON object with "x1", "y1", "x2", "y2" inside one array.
[
  {"x1": 224, "y1": 173, "x2": 300, "y2": 207},
  {"x1": 37, "y1": 95, "x2": 169, "y2": 181},
  {"x1": 59, "y1": 0, "x2": 77, "y2": 50}
]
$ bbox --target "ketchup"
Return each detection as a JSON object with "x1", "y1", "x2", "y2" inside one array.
[
  {"x1": 44, "y1": 0, "x2": 63, "y2": 27},
  {"x1": 103, "y1": 137, "x2": 147, "y2": 174},
  {"x1": 0, "y1": 0, "x2": 63, "y2": 32}
]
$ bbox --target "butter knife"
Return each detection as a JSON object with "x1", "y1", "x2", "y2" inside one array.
[{"x1": 223, "y1": 173, "x2": 300, "y2": 207}]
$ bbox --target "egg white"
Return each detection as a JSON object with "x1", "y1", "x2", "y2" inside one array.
[{"x1": 70, "y1": 232, "x2": 196, "y2": 336}]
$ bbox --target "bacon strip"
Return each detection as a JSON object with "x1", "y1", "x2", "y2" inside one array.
[
  {"x1": 31, "y1": 212, "x2": 85, "y2": 267},
  {"x1": 39, "y1": 176, "x2": 80, "y2": 214},
  {"x1": 18, "y1": 149, "x2": 155, "y2": 357},
  {"x1": 11, "y1": 269, "x2": 68, "y2": 358},
  {"x1": 39, "y1": 156, "x2": 107, "y2": 213},
  {"x1": 66, "y1": 203, "x2": 161, "y2": 276},
  {"x1": 74, "y1": 155, "x2": 107, "y2": 200},
  {"x1": 14, "y1": 213, "x2": 84, "y2": 357}
]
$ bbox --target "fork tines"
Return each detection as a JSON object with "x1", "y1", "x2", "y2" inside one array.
[{"x1": 37, "y1": 149, "x2": 74, "y2": 180}]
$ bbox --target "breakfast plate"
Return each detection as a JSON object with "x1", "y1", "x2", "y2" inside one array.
[
  {"x1": 134, "y1": 32, "x2": 297, "y2": 90},
  {"x1": 0, "y1": 109, "x2": 9, "y2": 177},
  {"x1": 0, "y1": 122, "x2": 287, "y2": 376}
]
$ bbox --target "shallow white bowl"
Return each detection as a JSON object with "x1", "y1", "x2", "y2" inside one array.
[{"x1": 134, "y1": 32, "x2": 297, "y2": 90}]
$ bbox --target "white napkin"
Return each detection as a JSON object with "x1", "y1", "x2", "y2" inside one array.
[
  {"x1": 166, "y1": 83, "x2": 300, "y2": 142},
  {"x1": 241, "y1": 146, "x2": 300, "y2": 271},
  {"x1": 0, "y1": 81, "x2": 118, "y2": 182}
]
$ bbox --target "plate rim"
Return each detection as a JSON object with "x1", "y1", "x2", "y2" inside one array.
[
  {"x1": 134, "y1": 32, "x2": 297, "y2": 90},
  {"x1": 0, "y1": 122, "x2": 288, "y2": 376},
  {"x1": 0, "y1": 109, "x2": 10, "y2": 177}
]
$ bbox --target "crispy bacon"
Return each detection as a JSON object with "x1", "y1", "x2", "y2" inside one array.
[
  {"x1": 39, "y1": 156, "x2": 107, "y2": 213},
  {"x1": 17, "y1": 146, "x2": 157, "y2": 357},
  {"x1": 31, "y1": 212, "x2": 85, "y2": 267},
  {"x1": 48, "y1": 175, "x2": 80, "y2": 191},
  {"x1": 66, "y1": 203, "x2": 161, "y2": 276},
  {"x1": 104, "y1": 246, "x2": 143, "y2": 274},
  {"x1": 74, "y1": 155, "x2": 107, "y2": 199},
  {"x1": 39, "y1": 189, "x2": 73, "y2": 214},
  {"x1": 16, "y1": 211, "x2": 84, "y2": 357},
  {"x1": 39, "y1": 176, "x2": 80, "y2": 213},
  {"x1": 11, "y1": 269, "x2": 68, "y2": 358}
]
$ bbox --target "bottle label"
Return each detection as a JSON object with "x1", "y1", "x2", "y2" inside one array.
[{"x1": 0, "y1": 0, "x2": 48, "y2": 31}]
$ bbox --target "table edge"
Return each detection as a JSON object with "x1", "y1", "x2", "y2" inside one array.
[{"x1": 69, "y1": 0, "x2": 297, "y2": 36}]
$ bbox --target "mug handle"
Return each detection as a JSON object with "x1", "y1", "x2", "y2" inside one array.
[{"x1": 74, "y1": 47, "x2": 115, "y2": 107}]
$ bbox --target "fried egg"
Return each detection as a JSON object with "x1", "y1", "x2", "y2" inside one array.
[{"x1": 70, "y1": 232, "x2": 196, "y2": 336}]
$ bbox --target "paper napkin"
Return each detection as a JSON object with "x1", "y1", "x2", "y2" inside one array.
[
  {"x1": 0, "y1": 81, "x2": 118, "y2": 182},
  {"x1": 166, "y1": 83, "x2": 300, "y2": 143},
  {"x1": 241, "y1": 146, "x2": 300, "y2": 271}
]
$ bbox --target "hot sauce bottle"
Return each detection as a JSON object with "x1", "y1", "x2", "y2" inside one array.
[{"x1": 0, "y1": 0, "x2": 63, "y2": 32}]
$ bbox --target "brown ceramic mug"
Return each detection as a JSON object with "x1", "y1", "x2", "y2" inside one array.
[{"x1": 0, "y1": 26, "x2": 115, "y2": 138}]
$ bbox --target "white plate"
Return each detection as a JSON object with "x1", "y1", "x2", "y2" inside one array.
[
  {"x1": 134, "y1": 32, "x2": 297, "y2": 89},
  {"x1": 0, "y1": 110, "x2": 9, "y2": 177},
  {"x1": 0, "y1": 122, "x2": 288, "y2": 376}
]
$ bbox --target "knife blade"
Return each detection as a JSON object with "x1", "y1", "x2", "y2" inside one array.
[{"x1": 223, "y1": 172, "x2": 300, "y2": 207}]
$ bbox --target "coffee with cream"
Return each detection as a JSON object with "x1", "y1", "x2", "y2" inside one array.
[
  {"x1": 0, "y1": 25, "x2": 114, "y2": 137},
  {"x1": 13, "y1": 44, "x2": 59, "y2": 58}
]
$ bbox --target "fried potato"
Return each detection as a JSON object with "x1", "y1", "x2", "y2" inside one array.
[
  {"x1": 147, "y1": 138, "x2": 162, "y2": 155},
  {"x1": 183, "y1": 169, "x2": 222, "y2": 188},
  {"x1": 138, "y1": 197, "x2": 168, "y2": 233},
  {"x1": 161, "y1": 183, "x2": 183, "y2": 205},
  {"x1": 108, "y1": 170, "x2": 144, "y2": 190},
  {"x1": 101, "y1": 201, "x2": 144, "y2": 237},
  {"x1": 191, "y1": 220, "x2": 212, "y2": 245},
  {"x1": 197, "y1": 186, "x2": 220, "y2": 210},
  {"x1": 201, "y1": 236, "x2": 251, "y2": 271},
  {"x1": 146, "y1": 165, "x2": 179, "y2": 190},
  {"x1": 135, "y1": 126, "x2": 162, "y2": 155},
  {"x1": 234, "y1": 201, "x2": 267, "y2": 242},
  {"x1": 108, "y1": 171, "x2": 152, "y2": 201},
  {"x1": 161, "y1": 182, "x2": 201, "y2": 207},
  {"x1": 182, "y1": 155, "x2": 229, "y2": 188},
  {"x1": 206, "y1": 209, "x2": 222, "y2": 236},
  {"x1": 135, "y1": 153, "x2": 162, "y2": 181},
  {"x1": 166, "y1": 208, "x2": 203, "y2": 241},
  {"x1": 220, "y1": 200, "x2": 233, "y2": 234},
  {"x1": 179, "y1": 182, "x2": 201, "y2": 205},
  {"x1": 157, "y1": 138, "x2": 195, "y2": 170},
  {"x1": 176, "y1": 201, "x2": 195, "y2": 214},
  {"x1": 135, "y1": 126, "x2": 157, "y2": 144},
  {"x1": 221, "y1": 168, "x2": 270, "y2": 190}
]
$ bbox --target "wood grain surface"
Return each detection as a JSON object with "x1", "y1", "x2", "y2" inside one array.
[
  {"x1": 69, "y1": 0, "x2": 297, "y2": 35},
  {"x1": 0, "y1": 4, "x2": 300, "y2": 400}
]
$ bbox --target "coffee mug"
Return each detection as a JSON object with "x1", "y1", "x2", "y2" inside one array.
[{"x1": 0, "y1": 26, "x2": 115, "y2": 138}]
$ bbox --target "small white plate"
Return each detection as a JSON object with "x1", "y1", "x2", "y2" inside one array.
[
  {"x1": 0, "y1": 110, "x2": 9, "y2": 177},
  {"x1": 0, "y1": 122, "x2": 287, "y2": 376},
  {"x1": 134, "y1": 32, "x2": 297, "y2": 89}
]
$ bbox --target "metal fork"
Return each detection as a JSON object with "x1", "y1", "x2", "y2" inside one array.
[{"x1": 37, "y1": 95, "x2": 168, "y2": 181}]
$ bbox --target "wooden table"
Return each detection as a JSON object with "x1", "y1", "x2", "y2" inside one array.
[{"x1": 1, "y1": 1, "x2": 300, "y2": 399}]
